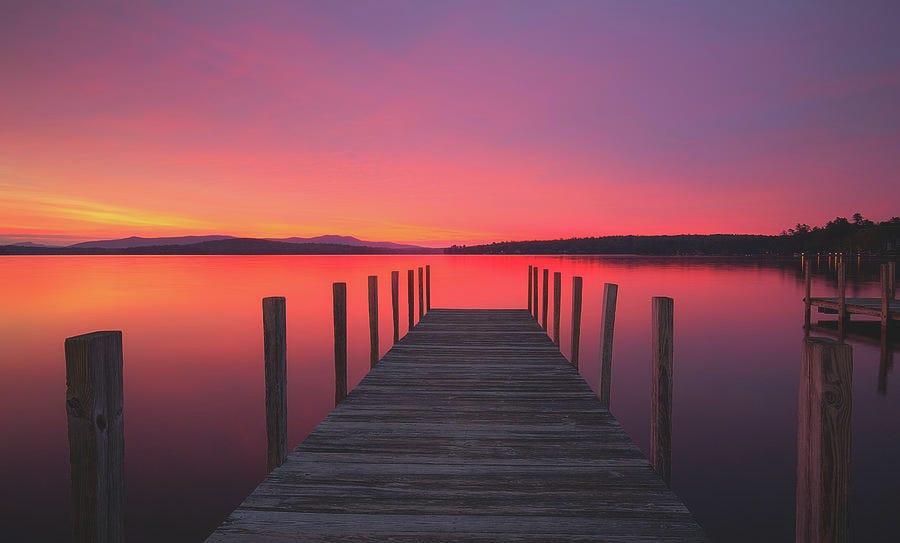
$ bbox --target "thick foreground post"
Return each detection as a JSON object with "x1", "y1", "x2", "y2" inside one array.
[
  {"x1": 542, "y1": 269, "x2": 549, "y2": 330},
  {"x1": 532, "y1": 267, "x2": 539, "y2": 319},
  {"x1": 407, "y1": 270, "x2": 415, "y2": 330},
  {"x1": 598, "y1": 283, "x2": 618, "y2": 409},
  {"x1": 368, "y1": 276, "x2": 378, "y2": 368},
  {"x1": 333, "y1": 283, "x2": 347, "y2": 405},
  {"x1": 527, "y1": 265, "x2": 533, "y2": 312},
  {"x1": 796, "y1": 337, "x2": 852, "y2": 543},
  {"x1": 426, "y1": 265, "x2": 431, "y2": 310},
  {"x1": 418, "y1": 267, "x2": 425, "y2": 319},
  {"x1": 650, "y1": 296, "x2": 674, "y2": 485},
  {"x1": 571, "y1": 276, "x2": 583, "y2": 368},
  {"x1": 391, "y1": 271, "x2": 400, "y2": 343},
  {"x1": 64, "y1": 330, "x2": 124, "y2": 543},
  {"x1": 262, "y1": 297, "x2": 287, "y2": 472},
  {"x1": 553, "y1": 271, "x2": 561, "y2": 345}
]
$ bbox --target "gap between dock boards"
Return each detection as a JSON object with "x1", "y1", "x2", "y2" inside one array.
[{"x1": 207, "y1": 308, "x2": 708, "y2": 542}]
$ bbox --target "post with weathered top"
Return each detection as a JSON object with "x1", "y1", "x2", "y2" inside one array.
[
  {"x1": 571, "y1": 276, "x2": 583, "y2": 368},
  {"x1": 391, "y1": 271, "x2": 400, "y2": 343},
  {"x1": 552, "y1": 271, "x2": 561, "y2": 345},
  {"x1": 532, "y1": 266, "x2": 539, "y2": 319},
  {"x1": 796, "y1": 337, "x2": 852, "y2": 543},
  {"x1": 598, "y1": 283, "x2": 618, "y2": 409},
  {"x1": 804, "y1": 262, "x2": 812, "y2": 330},
  {"x1": 650, "y1": 296, "x2": 674, "y2": 485},
  {"x1": 262, "y1": 297, "x2": 287, "y2": 472},
  {"x1": 527, "y1": 265, "x2": 533, "y2": 312},
  {"x1": 65, "y1": 330, "x2": 124, "y2": 543},
  {"x1": 541, "y1": 269, "x2": 549, "y2": 330},
  {"x1": 368, "y1": 276, "x2": 378, "y2": 368},
  {"x1": 418, "y1": 266, "x2": 425, "y2": 319},
  {"x1": 407, "y1": 269, "x2": 415, "y2": 330},
  {"x1": 426, "y1": 264, "x2": 432, "y2": 310},
  {"x1": 333, "y1": 283, "x2": 347, "y2": 405},
  {"x1": 837, "y1": 262, "x2": 846, "y2": 338}
]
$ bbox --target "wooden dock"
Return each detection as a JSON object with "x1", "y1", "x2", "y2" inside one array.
[{"x1": 206, "y1": 308, "x2": 707, "y2": 542}]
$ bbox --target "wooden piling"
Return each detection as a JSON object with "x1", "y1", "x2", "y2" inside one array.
[
  {"x1": 890, "y1": 261, "x2": 896, "y2": 300},
  {"x1": 796, "y1": 337, "x2": 852, "y2": 543},
  {"x1": 391, "y1": 271, "x2": 399, "y2": 343},
  {"x1": 333, "y1": 283, "x2": 347, "y2": 405},
  {"x1": 837, "y1": 262, "x2": 846, "y2": 338},
  {"x1": 598, "y1": 283, "x2": 618, "y2": 409},
  {"x1": 368, "y1": 276, "x2": 378, "y2": 368},
  {"x1": 552, "y1": 271, "x2": 561, "y2": 345},
  {"x1": 541, "y1": 269, "x2": 549, "y2": 330},
  {"x1": 262, "y1": 297, "x2": 287, "y2": 472},
  {"x1": 527, "y1": 265, "x2": 533, "y2": 312},
  {"x1": 571, "y1": 276, "x2": 583, "y2": 368},
  {"x1": 804, "y1": 262, "x2": 812, "y2": 330},
  {"x1": 426, "y1": 265, "x2": 431, "y2": 310},
  {"x1": 650, "y1": 296, "x2": 674, "y2": 485},
  {"x1": 64, "y1": 330, "x2": 124, "y2": 543},
  {"x1": 407, "y1": 270, "x2": 415, "y2": 329},
  {"x1": 532, "y1": 267, "x2": 539, "y2": 319},
  {"x1": 882, "y1": 264, "x2": 890, "y2": 336},
  {"x1": 418, "y1": 267, "x2": 425, "y2": 319}
]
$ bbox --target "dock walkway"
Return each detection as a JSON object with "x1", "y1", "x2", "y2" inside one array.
[{"x1": 207, "y1": 309, "x2": 707, "y2": 542}]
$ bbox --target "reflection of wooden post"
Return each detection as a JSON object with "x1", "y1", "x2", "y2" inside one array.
[
  {"x1": 541, "y1": 269, "x2": 549, "y2": 330},
  {"x1": 262, "y1": 297, "x2": 287, "y2": 472},
  {"x1": 882, "y1": 265, "x2": 890, "y2": 337},
  {"x1": 391, "y1": 271, "x2": 399, "y2": 343},
  {"x1": 407, "y1": 270, "x2": 414, "y2": 330},
  {"x1": 65, "y1": 331, "x2": 125, "y2": 543},
  {"x1": 368, "y1": 276, "x2": 378, "y2": 368},
  {"x1": 598, "y1": 283, "x2": 618, "y2": 409},
  {"x1": 532, "y1": 267, "x2": 539, "y2": 319},
  {"x1": 837, "y1": 262, "x2": 846, "y2": 338},
  {"x1": 804, "y1": 262, "x2": 812, "y2": 330},
  {"x1": 527, "y1": 265, "x2": 533, "y2": 312},
  {"x1": 426, "y1": 265, "x2": 431, "y2": 310},
  {"x1": 796, "y1": 337, "x2": 852, "y2": 543},
  {"x1": 552, "y1": 272, "x2": 561, "y2": 345},
  {"x1": 418, "y1": 267, "x2": 424, "y2": 319},
  {"x1": 333, "y1": 283, "x2": 347, "y2": 405},
  {"x1": 571, "y1": 276, "x2": 583, "y2": 368},
  {"x1": 650, "y1": 296, "x2": 674, "y2": 485},
  {"x1": 878, "y1": 333, "x2": 892, "y2": 396}
]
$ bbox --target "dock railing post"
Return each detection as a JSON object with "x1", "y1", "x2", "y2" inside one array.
[
  {"x1": 882, "y1": 264, "x2": 890, "y2": 337},
  {"x1": 571, "y1": 276, "x2": 583, "y2": 368},
  {"x1": 552, "y1": 271, "x2": 561, "y2": 345},
  {"x1": 407, "y1": 270, "x2": 415, "y2": 330},
  {"x1": 65, "y1": 330, "x2": 125, "y2": 543},
  {"x1": 527, "y1": 265, "x2": 533, "y2": 312},
  {"x1": 532, "y1": 266, "x2": 539, "y2": 319},
  {"x1": 804, "y1": 262, "x2": 812, "y2": 330},
  {"x1": 368, "y1": 276, "x2": 378, "y2": 368},
  {"x1": 796, "y1": 337, "x2": 852, "y2": 543},
  {"x1": 391, "y1": 271, "x2": 399, "y2": 343},
  {"x1": 837, "y1": 262, "x2": 847, "y2": 338},
  {"x1": 426, "y1": 264, "x2": 431, "y2": 310},
  {"x1": 418, "y1": 267, "x2": 425, "y2": 319},
  {"x1": 541, "y1": 269, "x2": 549, "y2": 330},
  {"x1": 598, "y1": 283, "x2": 618, "y2": 409},
  {"x1": 650, "y1": 296, "x2": 674, "y2": 485},
  {"x1": 262, "y1": 297, "x2": 287, "y2": 472},
  {"x1": 333, "y1": 283, "x2": 347, "y2": 405}
]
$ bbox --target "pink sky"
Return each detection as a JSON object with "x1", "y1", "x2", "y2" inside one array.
[{"x1": 1, "y1": 1, "x2": 898, "y2": 247}]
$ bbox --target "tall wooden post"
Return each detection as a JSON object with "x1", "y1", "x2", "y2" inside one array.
[
  {"x1": 418, "y1": 267, "x2": 425, "y2": 319},
  {"x1": 368, "y1": 276, "x2": 378, "y2": 368},
  {"x1": 882, "y1": 264, "x2": 890, "y2": 337},
  {"x1": 796, "y1": 337, "x2": 852, "y2": 543},
  {"x1": 889, "y1": 261, "x2": 896, "y2": 300},
  {"x1": 804, "y1": 261, "x2": 812, "y2": 330},
  {"x1": 65, "y1": 330, "x2": 124, "y2": 543},
  {"x1": 650, "y1": 296, "x2": 674, "y2": 485},
  {"x1": 598, "y1": 283, "x2": 618, "y2": 409},
  {"x1": 527, "y1": 265, "x2": 533, "y2": 312},
  {"x1": 552, "y1": 272, "x2": 561, "y2": 345},
  {"x1": 262, "y1": 297, "x2": 287, "y2": 472},
  {"x1": 426, "y1": 265, "x2": 431, "y2": 310},
  {"x1": 837, "y1": 262, "x2": 846, "y2": 338},
  {"x1": 541, "y1": 269, "x2": 549, "y2": 331},
  {"x1": 407, "y1": 269, "x2": 415, "y2": 330},
  {"x1": 532, "y1": 266, "x2": 539, "y2": 319},
  {"x1": 333, "y1": 283, "x2": 347, "y2": 405},
  {"x1": 571, "y1": 276, "x2": 583, "y2": 368},
  {"x1": 391, "y1": 271, "x2": 399, "y2": 343}
]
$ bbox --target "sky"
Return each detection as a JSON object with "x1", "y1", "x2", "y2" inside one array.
[{"x1": 1, "y1": 0, "x2": 898, "y2": 247}]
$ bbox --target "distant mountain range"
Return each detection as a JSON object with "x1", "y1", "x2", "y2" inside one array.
[{"x1": 1, "y1": 235, "x2": 441, "y2": 255}]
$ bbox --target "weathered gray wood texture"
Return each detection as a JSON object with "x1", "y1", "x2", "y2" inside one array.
[
  {"x1": 208, "y1": 309, "x2": 706, "y2": 542},
  {"x1": 263, "y1": 297, "x2": 287, "y2": 472},
  {"x1": 333, "y1": 283, "x2": 347, "y2": 405}
]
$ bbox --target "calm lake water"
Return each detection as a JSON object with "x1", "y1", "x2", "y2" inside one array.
[{"x1": 0, "y1": 255, "x2": 897, "y2": 541}]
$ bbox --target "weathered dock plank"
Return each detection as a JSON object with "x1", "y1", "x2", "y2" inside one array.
[{"x1": 207, "y1": 309, "x2": 707, "y2": 542}]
